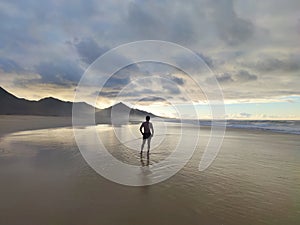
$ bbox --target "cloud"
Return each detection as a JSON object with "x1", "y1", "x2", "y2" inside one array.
[
  {"x1": 71, "y1": 38, "x2": 109, "y2": 64},
  {"x1": 104, "y1": 76, "x2": 131, "y2": 88},
  {"x1": 124, "y1": 1, "x2": 198, "y2": 44},
  {"x1": 241, "y1": 54, "x2": 300, "y2": 73},
  {"x1": 214, "y1": 73, "x2": 234, "y2": 84},
  {"x1": 235, "y1": 70, "x2": 257, "y2": 82},
  {"x1": 162, "y1": 82, "x2": 181, "y2": 95},
  {"x1": 170, "y1": 75, "x2": 185, "y2": 86},
  {"x1": 137, "y1": 96, "x2": 168, "y2": 102},
  {"x1": 0, "y1": 0, "x2": 299, "y2": 109},
  {"x1": 36, "y1": 60, "x2": 83, "y2": 86},
  {"x1": 206, "y1": 70, "x2": 257, "y2": 85},
  {"x1": 196, "y1": 53, "x2": 214, "y2": 68},
  {"x1": 0, "y1": 57, "x2": 24, "y2": 73},
  {"x1": 173, "y1": 52, "x2": 214, "y2": 74},
  {"x1": 209, "y1": 0, "x2": 255, "y2": 45}
]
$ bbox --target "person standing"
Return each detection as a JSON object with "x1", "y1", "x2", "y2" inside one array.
[{"x1": 140, "y1": 115, "x2": 154, "y2": 155}]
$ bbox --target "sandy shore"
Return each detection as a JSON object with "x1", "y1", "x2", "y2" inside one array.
[
  {"x1": 0, "y1": 121, "x2": 299, "y2": 225},
  {"x1": 0, "y1": 115, "x2": 72, "y2": 138}
]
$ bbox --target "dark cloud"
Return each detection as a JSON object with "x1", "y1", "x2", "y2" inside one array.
[
  {"x1": 196, "y1": 53, "x2": 214, "y2": 68},
  {"x1": 235, "y1": 70, "x2": 257, "y2": 82},
  {"x1": 98, "y1": 87, "x2": 157, "y2": 99},
  {"x1": 215, "y1": 73, "x2": 234, "y2": 83},
  {"x1": 72, "y1": 38, "x2": 109, "y2": 64},
  {"x1": 36, "y1": 60, "x2": 83, "y2": 86},
  {"x1": 0, "y1": 2, "x2": 38, "y2": 53},
  {"x1": 138, "y1": 96, "x2": 167, "y2": 102},
  {"x1": 94, "y1": 90, "x2": 119, "y2": 98},
  {"x1": 102, "y1": 63, "x2": 142, "y2": 89},
  {"x1": 206, "y1": 70, "x2": 257, "y2": 84},
  {"x1": 127, "y1": 2, "x2": 163, "y2": 39},
  {"x1": 242, "y1": 54, "x2": 300, "y2": 73},
  {"x1": 174, "y1": 52, "x2": 214, "y2": 73},
  {"x1": 242, "y1": 57, "x2": 283, "y2": 72},
  {"x1": 170, "y1": 75, "x2": 185, "y2": 86},
  {"x1": 112, "y1": 0, "x2": 204, "y2": 45},
  {"x1": 210, "y1": 0, "x2": 255, "y2": 45},
  {"x1": 0, "y1": 57, "x2": 24, "y2": 73},
  {"x1": 104, "y1": 76, "x2": 131, "y2": 88}
]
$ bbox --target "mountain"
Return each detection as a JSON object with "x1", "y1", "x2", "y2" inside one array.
[
  {"x1": 96, "y1": 102, "x2": 157, "y2": 124},
  {"x1": 0, "y1": 87, "x2": 159, "y2": 122},
  {"x1": 0, "y1": 86, "x2": 95, "y2": 116}
]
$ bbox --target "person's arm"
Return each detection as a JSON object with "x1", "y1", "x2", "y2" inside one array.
[
  {"x1": 140, "y1": 123, "x2": 144, "y2": 134},
  {"x1": 150, "y1": 123, "x2": 154, "y2": 136}
]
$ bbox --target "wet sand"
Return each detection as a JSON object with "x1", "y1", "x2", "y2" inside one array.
[
  {"x1": 0, "y1": 115, "x2": 72, "y2": 138},
  {"x1": 0, "y1": 122, "x2": 299, "y2": 225}
]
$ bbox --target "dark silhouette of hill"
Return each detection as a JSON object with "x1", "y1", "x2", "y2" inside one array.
[
  {"x1": 98, "y1": 102, "x2": 156, "y2": 117},
  {"x1": 96, "y1": 102, "x2": 157, "y2": 124},
  {"x1": 0, "y1": 86, "x2": 95, "y2": 116},
  {"x1": 0, "y1": 87, "x2": 159, "y2": 121}
]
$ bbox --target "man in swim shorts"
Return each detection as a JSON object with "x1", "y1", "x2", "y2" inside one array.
[{"x1": 140, "y1": 115, "x2": 154, "y2": 155}]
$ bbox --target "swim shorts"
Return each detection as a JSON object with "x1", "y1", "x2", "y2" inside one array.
[{"x1": 143, "y1": 132, "x2": 152, "y2": 140}]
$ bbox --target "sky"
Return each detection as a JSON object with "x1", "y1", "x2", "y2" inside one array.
[{"x1": 0, "y1": 0, "x2": 299, "y2": 119}]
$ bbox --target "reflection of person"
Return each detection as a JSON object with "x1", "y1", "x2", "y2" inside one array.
[
  {"x1": 140, "y1": 155, "x2": 150, "y2": 167},
  {"x1": 140, "y1": 116, "x2": 154, "y2": 155}
]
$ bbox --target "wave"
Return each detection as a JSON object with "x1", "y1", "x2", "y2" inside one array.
[{"x1": 164, "y1": 119, "x2": 300, "y2": 135}]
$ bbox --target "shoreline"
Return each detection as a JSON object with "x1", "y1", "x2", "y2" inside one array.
[{"x1": 0, "y1": 115, "x2": 298, "y2": 140}]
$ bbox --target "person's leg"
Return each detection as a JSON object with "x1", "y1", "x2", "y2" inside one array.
[
  {"x1": 147, "y1": 137, "x2": 151, "y2": 154},
  {"x1": 141, "y1": 139, "x2": 146, "y2": 154}
]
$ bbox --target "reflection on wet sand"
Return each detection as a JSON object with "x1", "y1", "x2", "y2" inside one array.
[{"x1": 0, "y1": 124, "x2": 299, "y2": 225}]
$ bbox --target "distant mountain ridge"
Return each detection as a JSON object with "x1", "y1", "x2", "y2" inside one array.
[
  {"x1": 0, "y1": 87, "x2": 158, "y2": 120},
  {"x1": 96, "y1": 102, "x2": 157, "y2": 124},
  {"x1": 0, "y1": 86, "x2": 95, "y2": 116}
]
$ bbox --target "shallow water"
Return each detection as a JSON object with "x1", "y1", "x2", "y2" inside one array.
[{"x1": 0, "y1": 123, "x2": 299, "y2": 225}]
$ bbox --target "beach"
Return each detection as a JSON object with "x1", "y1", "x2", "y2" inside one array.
[
  {"x1": 0, "y1": 117, "x2": 299, "y2": 225},
  {"x1": 0, "y1": 115, "x2": 72, "y2": 138}
]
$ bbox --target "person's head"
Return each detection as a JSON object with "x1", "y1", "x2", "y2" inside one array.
[{"x1": 146, "y1": 115, "x2": 150, "y2": 121}]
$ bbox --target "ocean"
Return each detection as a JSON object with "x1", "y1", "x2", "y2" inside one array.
[{"x1": 167, "y1": 119, "x2": 300, "y2": 135}]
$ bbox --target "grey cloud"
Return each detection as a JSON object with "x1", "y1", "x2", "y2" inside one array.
[
  {"x1": 242, "y1": 54, "x2": 300, "y2": 72},
  {"x1": 215, "y1": 73, "x2": 234, "y2": 83},
  {"x1": 127, "y1": 2, "x2": 163, "y2": 39},
  {"x1": 174, "y1": 52, "x2": 214, "y2": 73},
  {"x1": 196, "y1": 53, "x2": 214, "y2": 68},
  {"x1": 73, "y1": 38, "x2": 109, "y2": 64},
  {"x1": 206, "y1": 70, "x2": 257, "y2": 84},
  {"x1": 36, "y1": 60, "x2": 83, "y2": 86},
  {"x1": 170, "y1": 76, "x2": 185, "y2": 86},
  {"x1": 242, "y1": 57, "x2": 283, "y2": 72},
  {"x1": 113, "y1": 0, "x2": 203, "y2": 45},
  {"x1": 104, "y1": 76, "x2": 131, "y2": 88},
  {"x1": 138, "y1": 96, "x2": 167, "y2": 102},
  {"x1": 122, "y1": 0, "x2": 256, "y2": 46},
  {"x1": 210, "y1": 0, "x2": 255, "y2": 45},
  {"x1": 235, "y1": 70, "x2": 257, "y2": 82},
  {"x1": 162, "y1": 82, "x2": 181, "y2": 95},
  {"x1": 0, "y1": 57, "x2": 24, "y2": 73},
  {"x1": 273, "y1": 90, "x2": 300, "y2": 96},
  {"x1": 99, "y1": 88, "x2": 157, "y2": 99},
  {"x1": 0, "y1": 2, "x2": 38, "y2": 52},
  {"x1": 94, "y1": 91, "x2": 119, "y2": 98},
  {"x1": 102, "y1": 63, "x2": 142, "y2": 88}
]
